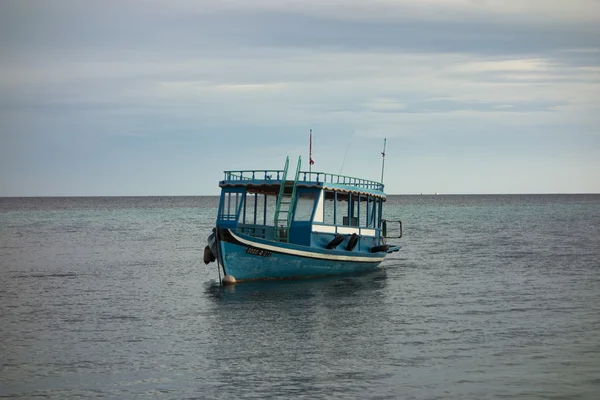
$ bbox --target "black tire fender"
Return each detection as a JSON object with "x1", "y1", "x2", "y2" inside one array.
[
  {"x1": 370, "y1": 244, "x2": 390, "y2": 253},
  {"x1": 203, "y1": 245, "x2": 216, "y2": 264},
  {"x1": 346, "y1": 233, "x2": 359, "y2": 251},
  {"x1": 326, "y1": 234, "x2": 344, "y2": 249}
]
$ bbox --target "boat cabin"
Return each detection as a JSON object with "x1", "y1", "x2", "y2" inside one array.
[{"x1": 216, "y1": 158, "x2": 388, "y2": 252}]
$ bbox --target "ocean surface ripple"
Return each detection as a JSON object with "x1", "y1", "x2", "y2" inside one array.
[{"x1": 1, "y1": 195, "x2": 599, "y2": 399}]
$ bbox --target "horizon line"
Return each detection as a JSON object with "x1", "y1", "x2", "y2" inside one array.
[{"x1": 1, "y1": 193, "x2": 599, "y2": 198}]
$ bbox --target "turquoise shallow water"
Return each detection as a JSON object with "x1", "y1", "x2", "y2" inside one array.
[{"x1": 1, "y1": 195, "x2": 599, "y2": 399}]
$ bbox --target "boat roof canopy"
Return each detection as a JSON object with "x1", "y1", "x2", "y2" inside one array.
[{"x1": 220, "y1": 169, "x2": 387, "y2": 200}]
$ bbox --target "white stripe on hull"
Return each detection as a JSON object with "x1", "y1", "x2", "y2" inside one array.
[
  {"x1": 311, "y1": 225, "x2": 376, "y2": 236},
  {"x1": 228, "y1": 230, "x2": 385, "y2": 263}
]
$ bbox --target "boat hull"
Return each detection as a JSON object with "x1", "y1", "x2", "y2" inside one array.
[{"x1": 217, "y1": 229, "x2": 386, "y2": 281}]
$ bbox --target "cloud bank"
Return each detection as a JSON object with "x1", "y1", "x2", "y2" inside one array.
[{"x1": 1, "y1": 0, "x2": 599, "y2": 195}]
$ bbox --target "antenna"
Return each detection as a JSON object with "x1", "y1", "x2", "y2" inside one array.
[
  {"x1": 380, "y1": 138, "x2": 386, "y2": 184},
  {"x1": 339, "y1": 143, "x2": 350, "y2": 175}
]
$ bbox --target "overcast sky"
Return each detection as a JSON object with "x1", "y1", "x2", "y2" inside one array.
[{"x1": 1, "y1": 0, "x2": 599, "y2": 196}]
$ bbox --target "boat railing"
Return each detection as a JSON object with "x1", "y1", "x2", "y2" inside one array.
[
  {"x1": 223, "y1": 170, "x2": 286, "y2": 181},
  {"x1": 298, "y1": 171, "x2": 384, "y2": 191},
  {"x1": 223, "y1": 169, "x2": 384, "y2": 191}
]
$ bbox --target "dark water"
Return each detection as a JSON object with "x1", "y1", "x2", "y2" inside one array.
[{"x1": 1, "y1": 195, "x2": 599, "y2": 399}]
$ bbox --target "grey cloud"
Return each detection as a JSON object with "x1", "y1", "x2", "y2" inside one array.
[
  {"x1": 548, "y1": 49, "x2": 600, "y2": 69},
  {"x1": 2, "y1": 2, "x2": 598, "y2": 62},
  {"x1": 367, "y1": 99, "x2": 568, "y2": 114},
  {"x1": 1, "y1": 1, "x2": 598, "y2": 132},
  {"x1": 227, "y1": 12, "x2": 597, "y2": 56}
]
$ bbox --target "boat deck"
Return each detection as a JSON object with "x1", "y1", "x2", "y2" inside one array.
[{"x1": 220, "y1": 169, "x2": 386, "y2": 198}]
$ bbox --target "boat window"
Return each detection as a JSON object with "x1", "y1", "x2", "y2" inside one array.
[
  {"x1": 352, "y1": 194, "x2": 359, "y2": 226},
  {"x1": 323, "y1": 191, "x2": 335, "y2": 224},
  {"x1": 319, "y1": 192, "x2": 382, "y2": 228},
  {"x1": 242, "y1": 193, "x2": 275, "y2": 225},
  {"x1": 359, "y1": 195, "x2": 367, "y2": 227},
  {"x1": 244, "y1": 193, "x2": 260, "y2": 224},
  {"x1": 294, "y1": 192, "x2": 317, "y2": 221},
  {"x1": 341, "y1": 193, "x2": 358, "y2": 226},
  {"x1": 336, "y1": 196, "x2": 346, "y2": 226},
  {"x1": 265, "y1": 195, "x2": 276, "y2": 225},
  {"x1": 330, "y1": 192, "x2": 350, "y2": 226},
  {"x1": 220, "y1": 191, "x2": 243, "y2": 221},
  {"x1": 367, "y1": 197, "x2": 377, "y2": 228}
]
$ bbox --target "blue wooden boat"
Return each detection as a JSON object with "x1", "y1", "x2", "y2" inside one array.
[{"x1": 204, "y1": 156, "x2": 402, "y2": 283}]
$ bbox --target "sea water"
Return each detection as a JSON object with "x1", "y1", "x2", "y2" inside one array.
[{"x1": 1, "y1": 195, "x2": 599, "y2": 399}]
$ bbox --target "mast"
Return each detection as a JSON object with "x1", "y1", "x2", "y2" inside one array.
[
  {"x1": 309, "y1": 129, "x2": 315, "y2": 173},
  {"x1": 380, "y1": 138, "x2": 386, "y2": 184}
]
